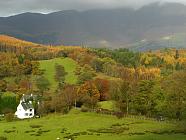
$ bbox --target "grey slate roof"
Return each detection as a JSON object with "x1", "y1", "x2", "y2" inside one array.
[
  {"x1": 21, "y1": 94, "x2": 37, "y2": 102},
  {"x1": 21, "y1": 102, "x2": 33, "y2": 110}
]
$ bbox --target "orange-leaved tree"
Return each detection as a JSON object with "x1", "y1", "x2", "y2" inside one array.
[{"x1": 77, "y1": 81, "x2": 100, "y2": 109}]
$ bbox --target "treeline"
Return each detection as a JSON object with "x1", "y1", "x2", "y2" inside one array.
[
  {"x1": 67, "y1": 47, "x2": 160, "y2": 82},
  {"x1": 90, "y1": 48, "x2": 186, "y2": 72},
  {"x1": 0, "y1": 42, "x2": 67, "y2": 60},
  {"x1": 110, "y1": 71, "x2": 186, "y2": 120},
  {"x1": 0, "y1": 35, "x2": 68, "y2": 60}
]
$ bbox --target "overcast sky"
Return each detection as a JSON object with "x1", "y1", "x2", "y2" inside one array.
[{"x1": 0, "y1": 0, "x2": 186, "y2": 17}]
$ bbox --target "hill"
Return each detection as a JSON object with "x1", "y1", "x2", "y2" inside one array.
[
  {"x1": 0, "y1": 36, "x2": 186, "y2": 140},
  {"x1": 1, "y1": 2, "x2": 186, "y2": 50},
  {"x1": 0, "y1": 35, "x2": 69, "y2": 60},
  {"x1": 0, "y1": 35, "x2": 38, "y2": 47}
]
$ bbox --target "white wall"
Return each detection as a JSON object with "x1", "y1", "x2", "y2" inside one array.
[{"x1": 15, "y1": 104, "x2": 34, "y2": 119}]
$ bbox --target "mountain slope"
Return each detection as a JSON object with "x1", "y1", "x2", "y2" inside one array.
[
  {"x1": 0, "y1": 35, "x2": 38, "y2": 47},
  {"x1": 1, "y1": 2, "x2": 186, "y2": 49}
]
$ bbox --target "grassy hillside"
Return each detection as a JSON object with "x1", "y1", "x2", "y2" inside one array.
[
  {"x1": 39, "y1": 57, "x2": 78, "y2": 90},
  {"x1": 0, "y1": 110, "x2": 185, "y2": 140}
]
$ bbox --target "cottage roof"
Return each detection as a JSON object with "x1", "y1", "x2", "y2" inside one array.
[
  {"x1": 21, "y1": 94, "x2": 37, "y2": 102},
  {"x1": 21, "y1": 102, "x2": 33, "y2": 110}
]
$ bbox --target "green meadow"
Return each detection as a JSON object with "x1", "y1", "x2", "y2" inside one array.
[
  {"x1": 0, "y1": 109, "x2": 185, "y2": 140},
  {"x1": 39, "y1": 57, "x2": 78, "y2": 90}
]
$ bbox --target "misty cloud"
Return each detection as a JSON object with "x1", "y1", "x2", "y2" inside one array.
[{"x1": 0, "y1": 0, "x2": 186, "y2": 17}]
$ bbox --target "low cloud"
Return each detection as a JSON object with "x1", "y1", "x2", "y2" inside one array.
[{"x1": 0, "y1": 0, "x2": 186, "y2": 17}]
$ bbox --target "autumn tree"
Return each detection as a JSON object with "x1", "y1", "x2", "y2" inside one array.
[
  {"x1": 94, "y1": 78, "x2": 109, "y2": 101},
  {"x1": 37, "y1": 92, "x2": 53, "y2": 116},
  {"x1": 91, "y1": 57, "x2": 104, "y2": 72},
  {"x1": 77, "y1": 81, "x2": 100, "y2": 109},
  {"x1": 18, "y1": 77, "x2": 33, "y2": 94},
  {"x1": 110, "y1": 79, "x2": 132, "y2": 114},
  {"x1": 77, "y1": 64, "x2": 96, "y2": 84},
  {"x1": 52, "y1": 84, "x2": 77, "y2": 113}
]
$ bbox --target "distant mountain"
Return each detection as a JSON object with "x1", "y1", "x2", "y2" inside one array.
[
  {"x1": 1, "y1": 2, "x2": 186, "y2": 50},
  {"x1": 130, "y1": 33, "x2": 186, "y2": 51}
]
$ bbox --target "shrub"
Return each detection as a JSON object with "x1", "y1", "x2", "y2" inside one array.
[
  {"x1": 5, "y1": 113, "x2": 14, "y2": 122},
  {"x1": 4, "y1": 130, "x2": 16, "y2": 133},
  {"x1": 61, "y1": 128, "x2": 67, "y2": 133},
  {"x1": 113, "y1": 112, "x2": 124, "y2": 119},
  {"x1": 81, "y1": 106, "x2": 89, "y2": 112},
  {"x1": 30, "y1": 124, "x2": 43, "y2": 129}
]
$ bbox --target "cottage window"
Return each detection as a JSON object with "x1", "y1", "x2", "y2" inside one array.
[
  {"x1": 29, "y1": 113, "x2": 32, "y2": 116},
  {"x1": 25, "y1": 113, "x2": 28, "y2": 116},
  {"x1": 30, "y1": 109, "x2": 32, "y2": 112}
]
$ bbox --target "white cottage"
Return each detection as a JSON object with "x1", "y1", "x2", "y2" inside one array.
[{"x1": 15, "y1": 94, "x2": 35, "y2": 119}]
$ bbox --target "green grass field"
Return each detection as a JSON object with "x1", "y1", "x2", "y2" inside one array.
[
  {"x1": 0, "y1": 109, "x2": 185, "y2": 140},
  {"x1": 98, "y1": 101, "x2": 118, "y2": 111},
  {"x1": 39, "y1": 57, "x2": 78, "y2": 90}
]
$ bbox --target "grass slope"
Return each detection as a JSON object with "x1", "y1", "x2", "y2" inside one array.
[
  {"x1": 98, "y1": 101, "x2": 118, "y2": 111},
  {"x1": 0, "y1": 110, "x2": 185, "y2": 140},
  {"x1": 39, "y1": 57, "x2": 78, "y2": 90}
]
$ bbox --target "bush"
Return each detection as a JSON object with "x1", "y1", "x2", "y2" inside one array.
[
  {"x1": 30, "y1": 124, "x2": 43, "y2": 129},
  {"x1": 81, "y1": 106, "x2": 89, "y2": 112},
  {"x1": 5, "y1": 113, "x2": 14, "y2": 122},
  {"x1": 113, "y1": 112, "x2": 124, "y2": 119}
]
